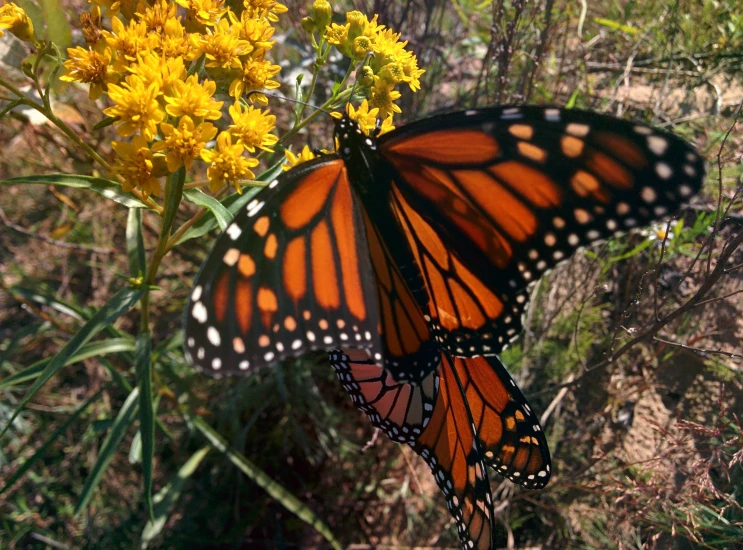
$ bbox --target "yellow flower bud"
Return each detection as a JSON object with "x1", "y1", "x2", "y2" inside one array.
[
  {"x1": 311, "y1": 0, "x2": 332, "y2": 32},
  {"x1": 346, "y1": 11, "x2": 366, "y2": 37},
  {"x1": 0, "y1": 3, "x2": 35, "y2": 43},
  {"x1": 358, "y1": 65, "x2": 374, "y2": 87},
  {"x1": 301, "y1": 16, "x2": 316, "y2": 34}
]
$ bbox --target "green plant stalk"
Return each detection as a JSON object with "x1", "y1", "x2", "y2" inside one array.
[{"x1": 141, "y1": 167, "x2": 186, "y2": 331}]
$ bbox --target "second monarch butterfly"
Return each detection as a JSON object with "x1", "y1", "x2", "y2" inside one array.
[{"x1": 184, "y1": 105, "x2": 704, "y2": 548}]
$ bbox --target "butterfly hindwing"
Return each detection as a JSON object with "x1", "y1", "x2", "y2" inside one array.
[
  {"x1": 330, "y1": 348, "x2": 553, "y2": 549},
  {"x1": 185, "y1": 157, "x2": 383, "y2": 375},
  {"x1": 379, "y1": 106, "x2": 705, "y2": 357}
]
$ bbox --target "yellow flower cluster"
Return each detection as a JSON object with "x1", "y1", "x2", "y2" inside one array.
[
  {"x1": 58, "y1": 0, "x2": 284, "y2": 197},
  {"x1": 324, "y1": 8, "x2": 424, "y2": 120}
]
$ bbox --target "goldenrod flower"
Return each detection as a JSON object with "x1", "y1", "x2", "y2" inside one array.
[
  {"x1": 112, "y1": 135, "x2": 163, "y2": 198},
  {"x1": 160, "y1": 18, "x2": 195, "y2": 59},
  {"x1": 282, "y1": 144, "x2": 316, "y2": 170},
  {"x1": 153, "y1": 116, "x2": 218, "y2": 172},
  {"x1": 60, "y1": 41, "x2": 117, "y2": 101},
  {"x1": 228, "y1": 102, "x2": 278, "y2": 152},
  {"x1": 200, "y1": 131, "x2": 259, "y2": 193},
  {"x1": 164, "y1": 75, "x2": 223, "y2": 120},
  {"x1": 80, "y1": 7, "x2": 104, "y2": 46},
  {"x1": 332, "y1": 99, "x2": 379, "y2": 135},
  {"x1": 325, "y1": 12, "x2": 382, "y2": 61},
  {"x1": 228, "y1": 52, "x2": 281, "y2": 103},
  {"x1": 104, "y1": 75, "x2": 165, "y2": 140},
  {"x1": 175, "y1": 0, "x2": 228, "y2": 30},
  {"x1": 90, "y1": 0, "x2": 138, "y2": 19},
  {"x1": 127, "y1": 52, "x2": 186, "y2": 97},
  {"x1": 377, "y1": 115, "x2": 395, "y2": 136},
  {"x1": 135, "y1": 0, "x2": 177, "y2": 34},
  {"x1": 105, "y1": 17, "x2": 159, "y2": 72},
  {"x1": 243, "y1": 0, "x2": 287, "y2": 23},
  {"x1": 195, "y1": 17, "x2": 252, "y2": 71},
  {"x1": 0, "y1": 2, "x2": 35, "y2": 42},
  {"x1": 369, "y1": 75, "x2": 401, "y2": 119},
  {"x1": 237, "y1": 12, "x2": 275, "y2": 50}
]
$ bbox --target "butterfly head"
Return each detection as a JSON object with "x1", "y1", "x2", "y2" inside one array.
[{"x1": 334, "y1": 114, "x2": 378, "y2": 163}]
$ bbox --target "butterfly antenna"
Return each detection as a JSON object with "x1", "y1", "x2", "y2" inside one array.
[{"x1": 245, "y1": 90, "x2": 332, "y2": 116}]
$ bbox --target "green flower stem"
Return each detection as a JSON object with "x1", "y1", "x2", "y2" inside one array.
[{"x1": 141, "y1": 167, "x2": 186, "y2": 331}]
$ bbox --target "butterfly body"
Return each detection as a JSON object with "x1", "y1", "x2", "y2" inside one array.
[{"x1": 184, "y1": 105, "x2": 704, "y2": 550}]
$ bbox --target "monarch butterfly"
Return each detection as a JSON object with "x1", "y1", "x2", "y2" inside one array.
[{"x1": 184, "y1": 105, "x2": 704, "y2": 549}]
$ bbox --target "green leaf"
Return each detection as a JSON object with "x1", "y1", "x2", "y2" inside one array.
[
  {"x1": 183, "y1": 189, "x2": 232, "y2": 231},
  {"x1": 140, "y1": 446, "x2": 211, "y2": 548},
  {"x1": 162, "y1": 167, "x2": 186, "y2": 238},
  {"x1": 75, "y1": 387, "x2": 140, "y2": 515},
  {"x1": 608, "y1": 238, "x2": 654, "y2": 262},
  {"x1": 565, "y1": 88, "x2": 580, "y2": 109},
  {"x1": 0, "y1": 288, "x2": 142, "y2": 440},
  {"x1": 0, "y1": 174, "x2": 151, "y2": 209},
  {"x1": 136, "y1": 332, "x2": 155, "y2": 520},
  {"x1": 593, "y1": 17, "x2": 640, "y2": 36},
  {"x1": 126, "y1": 209, "x2": 146, "y2": 278},
  {"x1": 0, "y1": 387, "x2": 106, "y2": 495},
  {"x1": 174, "y1": 186, "x2": 263, "y2": 245},
  {"x1": 0, "y1": 338, "x2": 136, "y2": 390},
  {"x1": 40, "y1": 0, "x2": 72, "y2": 48},
  {"x1": 191, "y1": 415, "x2": 342, "y2": 550},
  {"x1": 8, "y1": 286, "x2": 86, "y2": 321},
  {"x1": 93, "y1": 116, "x2": 118, "y2": 131}
]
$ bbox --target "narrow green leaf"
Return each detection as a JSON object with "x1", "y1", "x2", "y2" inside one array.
[
  {"x1": 191, "y1": 415, "x2": 342, "y2": 550},
  {"x1": 0, "y1": 174, "x2": 150, "y2": 209},
  {"x1": 75, "y1": 387, "x2": 140, "y2": 515},
  {"x1": 93, "y1": 116, "x2": 118, "y2": 131},
  {"x1": 0, "y1": 288, "x2": 142, "y2": 440},
  {"x1": 0, "y1": 338, "x2": 136, "y2": 390},
  {"x1": 607, "y1": 238, "x2": 654, "y2": 262},
  {"x1": 136, "y1": 332, "x2": 155, "y2": 520},
  {"x1": 162, "y1": 167, "x2": 186, "y2": 238},
  {"x1": 126, "y1": 209, "x2": 146, "y2": 278},
  {"x1": 183, "y1": 189, "x2": 232, "y2": 231},
  {"x1": 565, "y1": 88, "x2": 580, "y2": 109},
  {"x1": 593, "y1": 17, "x2": 640, "y2": 36},
  {"x1": 40, "y1": 0, "x2": 72, "y2": 48},
  {"x1": 140, "y1": 446, "x2": 210, "y2": 548},
  {"x1": 0, "y1": 388, "x2": 106, "y2": 495},
  {"x1": 174, "y1": 186, "x2": 263, "y2": 245},
  {"x1": 8, "y1": 286, "x2": 86, "y2": 321}
]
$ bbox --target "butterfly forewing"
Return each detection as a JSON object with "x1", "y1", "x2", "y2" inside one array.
[
  {"x1": 379, "y1": 106, "x2": 705, "y2": 357},
  {"x1": 185, "y1": 157, "x2": 383, "y2": 375}
]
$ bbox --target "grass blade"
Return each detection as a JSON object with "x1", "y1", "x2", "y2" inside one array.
[
  {"x1": 135, "y1": 332, "x2": 155, "y2": 520},
  {"x1": 0, "y1": 174, "x2": 151, "y2": 209},
  {"x1": 74, "y1": 387, "x2": 139, "y2": 515},
  {"x1": 140, "y1": 446, "x2": 211, "y2": 548},
  {"x1": 190, "y1": 414, "x2": 342, "y2": 550},
  {"x1": 0, "y1": 288, "x2": 142, "y2": 440},
  {"x1": 0, "y1": 387, "x2": 105, "y2": 495}
]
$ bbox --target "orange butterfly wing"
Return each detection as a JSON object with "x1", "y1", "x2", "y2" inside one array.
[
  {"x1": 379, "y1": 107, "x2": 705, "y2": 357},
  {"x1": 184, "y1": 158, "x2": 383, "y2": 374},
  {"x1": 330, "y1": 348, "x2": 552, "y2": 549}
]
